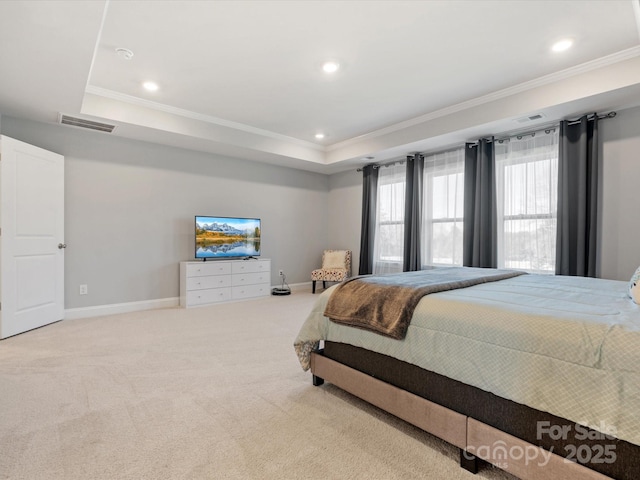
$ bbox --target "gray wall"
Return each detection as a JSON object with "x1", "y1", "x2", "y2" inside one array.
[
  {"x1": 327, "y1": 104, "x2": 640, "y2": 283},
  {"x1": 1, "y1": 117, "x2": 329, "y2": 308},
  {"x1": 599, "y1": 105, "x2": 640, "y2": 281},
  {"x1": 327, "y1": 169, "x2": 362, "y2": 276}
]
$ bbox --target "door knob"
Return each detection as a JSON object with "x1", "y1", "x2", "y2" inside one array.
[{"x1": 58, "y1": 243, "x2": 67, "y2": 249}]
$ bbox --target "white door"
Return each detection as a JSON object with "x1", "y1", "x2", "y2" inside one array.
[{"x1": 0, "y1": 136, "x2": 64, "y2": 339}]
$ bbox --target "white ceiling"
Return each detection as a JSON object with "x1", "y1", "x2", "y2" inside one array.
[{"x1": 1, "y1": 0, "x2": 640, "y2": 174}]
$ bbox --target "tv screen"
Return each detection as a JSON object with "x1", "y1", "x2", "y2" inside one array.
[{"x1": 195, "y1": 216, "x2": 261, "y2": 260}]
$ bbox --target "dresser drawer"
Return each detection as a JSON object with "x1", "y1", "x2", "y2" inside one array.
[
  {"x1": 186, "y1": 287, "x2": 232, "y2": 306},
  {"x1": 186, "y1": 262, "x2": 232, "y2": 277},
  {"x1": 232, "y1": 283, "x2": 270, "y2": 300},
  {"x1": 232, "y1": 272, "x2": 270, "y2": 286},
  {"x1": 231, "y1": 259, "x2": 270, "y2": 274},
  {"x1": 187, "y1": 275, "x2": 232, "y2": 290}
]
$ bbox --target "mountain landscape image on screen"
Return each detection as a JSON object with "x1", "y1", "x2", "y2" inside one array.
[{"x1": 195, "y1": 217, "x2": 261, "y2": 258}]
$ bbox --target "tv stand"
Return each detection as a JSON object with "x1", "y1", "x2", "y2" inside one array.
[
  {"x1": 180, "y1": 259, "x2": 271, "y2": 307},
  {"x1": 242, "y1": 256, "x2": 258, "y2": 260}
]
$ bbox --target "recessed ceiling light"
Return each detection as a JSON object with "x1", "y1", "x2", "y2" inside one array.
[
  {"x1": 322, "y1": 61, "x2": 340, "y2": 74},
  {"x1": 315, "y1": 133, "x2": 325, "y2": 139},
  {"x1": 143, "y1": 81, "x2": 159, "y2": 92},
  {"x1": 551, "y1": 39, "x2": 573, "y2": 53},
  {"x1": 115, "y1": 47, "x2": 134, "y2": 60}
]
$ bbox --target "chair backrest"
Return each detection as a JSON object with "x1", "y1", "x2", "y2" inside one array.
[{"x1": 322, "y1": 250, "x2": 352, "y2": 274}]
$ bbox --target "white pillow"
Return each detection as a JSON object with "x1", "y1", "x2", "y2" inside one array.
[
  {"x1": 629, "y1": 266, "x2": 640, "y2": 305},
  {"x1": 323, "y1": 250, "x2": 347, "y2": 269}
]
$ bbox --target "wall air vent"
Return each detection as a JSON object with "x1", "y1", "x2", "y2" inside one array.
[
  {"x1": 58, "y1": 114, "x2": 116, "y2": 133},
  {"x1": 515, "y1": 113, "x2": 546, "y2": 124}
]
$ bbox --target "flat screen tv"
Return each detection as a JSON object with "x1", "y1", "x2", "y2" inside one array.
[{"x1": 195, "y1": 216, "x2": 261, "y2": 260}]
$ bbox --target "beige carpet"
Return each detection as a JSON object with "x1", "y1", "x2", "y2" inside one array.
[{"x1": 0, "y1": 289, "x2": 516, "y2": 480}]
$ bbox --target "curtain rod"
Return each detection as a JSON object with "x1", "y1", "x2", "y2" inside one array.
[
  {"x1": 469, "y1": 111, "x2": 616, "y2": 147},
  {"x1": 356, "y1": 111, "x2": 616, "y2": 172},
  {"x1": 356, "y1": 157, "x2": 407, "y2": 172},
  {"x1": 357, "y1": 150, "x2": 454, "y2": 171},
  {"x1": 569, "y1": 111, "x2": 616, "y2": 123}
]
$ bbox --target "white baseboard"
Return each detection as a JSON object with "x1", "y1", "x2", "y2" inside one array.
[
  {"x1": 65, "y1": 297, "x2": 179, "y2": 320},
  {"x1": 65, "y1": 282, "x2": 316, "y2": 320}
]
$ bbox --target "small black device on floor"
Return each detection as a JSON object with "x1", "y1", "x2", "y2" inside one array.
[
  {"x1": 272, "y1": 272, "x2": 291, "y2": 295},
  {"x1": 271, "y1": 287, "x2": 291, "y2": 296}
]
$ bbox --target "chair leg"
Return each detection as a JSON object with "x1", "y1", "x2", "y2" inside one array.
[
  {"x1": 322, "y1": 281, "x2": 326, "y2": 289},
  {"x1": 312, "y1": 281, "x2": 316, "y2": 294}
]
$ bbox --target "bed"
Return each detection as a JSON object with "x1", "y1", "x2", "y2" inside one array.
[{"x1": 294, "y1": 268, "x2": 640, "y2": 480}]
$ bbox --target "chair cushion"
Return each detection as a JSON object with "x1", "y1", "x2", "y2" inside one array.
[
  {"x1": 312, "y1": 268, "x2": 347, "y2": 282},
  {"x1": 323, "y1": 250, "x2": 347, "y2": 269}
]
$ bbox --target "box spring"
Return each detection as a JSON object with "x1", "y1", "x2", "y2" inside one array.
[{"x1": 322, "y1": 341, "x2": 639, "y2": 480}]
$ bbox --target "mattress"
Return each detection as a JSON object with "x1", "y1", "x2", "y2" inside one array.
[{"x1": 294, "y1": 273, "x2": 640, "y2": 447}]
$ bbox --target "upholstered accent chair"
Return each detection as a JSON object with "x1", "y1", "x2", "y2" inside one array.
[{"x1": 311, "y1": 250, "x2": 352, "y2": 293}]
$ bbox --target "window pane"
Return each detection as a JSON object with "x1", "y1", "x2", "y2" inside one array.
[
  {"x1": 432, "y1": 222, "x2": 463, "y2": 265},
  {"x1": 502, "y1": 218, "x2": 557, "y2": 272},
  {"x1": 504, "y1": 159, "x2": 555, "y2": 216},
  {"x1": 377, "y1": 223, "x2": 404, "y2": 262},
  {"x1": 431, "y1": 172, "x2": 464, "y2": 219},
  {"x1": 379, "y1": 182, "x2": 405, "y2": 222}
]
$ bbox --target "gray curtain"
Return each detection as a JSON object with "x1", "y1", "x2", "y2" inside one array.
[
  {"x1": 403, "y1": 154, "x2": 424, "y2": 271},
  {"x1": 555, "y1": 115, "x2": 599, "y2": 277},
  {"x1": 358, "y1": 164, "x2": 379, "y2": 275},
  {"x1": 463, "y1": 139, "x2": 497, "y2": 268}
]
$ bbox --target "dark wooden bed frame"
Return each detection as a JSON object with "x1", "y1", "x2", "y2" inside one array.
[{"x1": 310, "y1": 342, "x2": 639, "y2": 480}]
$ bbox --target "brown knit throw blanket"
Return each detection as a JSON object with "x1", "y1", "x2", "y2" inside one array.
[{"x1": 324, "y1": 267, "x2": 525, "y2": 340}]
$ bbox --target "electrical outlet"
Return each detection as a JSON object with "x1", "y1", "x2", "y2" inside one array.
[
  {"x1": 278, "y1": 269, "x2": 284, "y2": 276},
  {"x1": 79, "y1": 284, "x2": 88, "y2": 295}
]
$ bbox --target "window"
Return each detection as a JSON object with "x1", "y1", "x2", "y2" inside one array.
[
  {"x1": 495, "y1": 130, "x2": 559, "y2": 273},
  {"x1": 373, "y1": 162, "x2": 406, "y2": 274},
  {"x1": 421, "y1": 148, "x2": 465, "y2": 267}
]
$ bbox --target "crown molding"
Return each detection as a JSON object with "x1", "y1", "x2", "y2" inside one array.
[
  {"x1": 84, "y1": 85, "x2": 325, "y2": 152},
  {"x1": 327, "y1": 46, "x2": 640, "y2": 152}
]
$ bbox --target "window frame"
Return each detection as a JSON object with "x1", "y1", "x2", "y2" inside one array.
[
  {"x1": 421, "y1": 152, "x2": 465, "y2": 268},
  {"x1": 373, "y1": 164, "x2": 406, "y2": 272},
  {"x1": 495, "y1": 133, "x2": 559, "y2": 274}
]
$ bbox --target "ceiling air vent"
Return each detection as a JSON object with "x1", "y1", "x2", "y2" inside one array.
[
  {"x1": 58, "y1": 114, "x2": 116, "y2": 133},
  {"x1": 515, "y1": 113, "x2": 546, "y2": 124}
]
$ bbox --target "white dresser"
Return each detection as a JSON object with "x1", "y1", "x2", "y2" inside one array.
[{"x1": 180, "y1": 259, "x2": 271, "y2": 307}]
